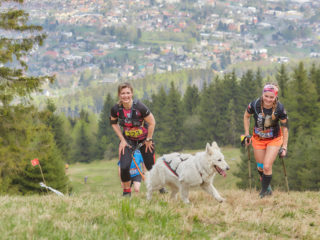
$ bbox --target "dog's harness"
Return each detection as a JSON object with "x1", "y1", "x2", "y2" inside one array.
[
  {"x1": 163, "y1": 155, "x2": 189, "y2": 177},
  {"x1": 163, "y1": 155, "x2": 204, "y2": 184}
]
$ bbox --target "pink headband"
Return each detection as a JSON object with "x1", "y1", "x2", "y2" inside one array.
[{"x1": 263, "y1": 84, "x2": 278, "y2": 97}]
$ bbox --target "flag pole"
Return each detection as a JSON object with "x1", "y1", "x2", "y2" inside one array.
[{"x1": 38, "y1": 163, "x2": 48, "y2": 193}]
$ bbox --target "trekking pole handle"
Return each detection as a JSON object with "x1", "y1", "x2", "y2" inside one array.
[
  {"x1": 241, "y1": 135, "x2": 251, "y2": 146},
  {"x1": 278, "y1": 147, "x2": 287, "y2": 158}
]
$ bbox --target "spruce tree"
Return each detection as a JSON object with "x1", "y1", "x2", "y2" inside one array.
[
  {"x1": 309, "y1": 63, "x2": 320, "y2": 102},
  {"x1": 72, "y1": 120, "x2": 92, "y2": 163},
  {"x1": 276, "y1": 64, "x2": 290, "y2": 98},
  {"x1": 183, "y1": 84, "x2": 200, "y2": 115},
  {"x1": 286, "y1": 62, "x2": 319, "y2": 137},
  {"x1": 151, "y1": 87, "x2": 167, "y2": 153},
  {"x1": 40, "y1": 100, "x2": 71, "y2": 161},
  {"x1": 158, "y1": 82, "x2": 184, "y2": 153},
  {"x1": 96, "y1": 93, "x2": 118, "y2": 159},
  {"x1": 0, "y1": 1, "x2": 54, "y2": 106},
  {"x1": 0, "y1": 1, "x2": 68, "y2": 194}
]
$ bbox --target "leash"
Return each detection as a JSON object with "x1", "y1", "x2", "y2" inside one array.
[{"x1": 130, "y1": 141, "x2": 146, "y2": 181}]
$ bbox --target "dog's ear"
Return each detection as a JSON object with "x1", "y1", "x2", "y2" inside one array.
[
  {"x1": 211, "y1": 141, "x2": 218, "y2": 149},
  {"x1": 206, "y1": 143, "x2": 213, "y2": 155}
]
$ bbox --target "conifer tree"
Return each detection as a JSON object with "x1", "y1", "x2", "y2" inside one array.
[
  {"x1": 183, "y1": 84, "x2": 200, "y2": 115},
  {"x1": 276, "y1": 64, "x2": 290, "y2": 98},
  {"x1": 158, "y1": 82, "x2": 184, "y2": 153},
  {"x1": 41, "y1": 100, "x2": 71, "y2": 161},
  {"x1": 151, "y1": 87, "x2": 167, "y2": 153},
  {"x1": 198, "y1": 80, "x2": 219, "y2": 144},
  {"x1": 286, "y1": 62, "x2": 319, "y2": 137},
  {"x1": 0, "y1": 0, "x2": 54, "y2": 106},
  {"x1": 96, "y1": 93, "x2": 118, "y2": 159},
  {"x1": 309, "y1": 63, "x2": 320, "y2": 102},
  {"x1": 0, "y1": 1, "x2": 68, "y2": 194},
  {"x1": 72, "y1": 120, "x2": 92, "y2": 163}
]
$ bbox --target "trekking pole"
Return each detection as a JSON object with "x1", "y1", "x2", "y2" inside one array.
[
  {"x1": 131, "y1": 142, "x2": 145, "y2": 181},
  {"x1": 247, "y1": 146, "x2": 252, "y2": 193},
  {"x1": 279, "y1": 148, "x2": 289, "y2": 193},
  {"x1": 241, "y1": 135, "x2": 252, "y2": 193}
]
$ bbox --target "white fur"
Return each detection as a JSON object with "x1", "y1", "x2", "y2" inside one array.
[{"x1": 146, "y1": 142, "x2": 230, "y2": 203}]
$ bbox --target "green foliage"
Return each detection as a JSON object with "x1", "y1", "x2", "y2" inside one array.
[
  {"x1": 0, "y1": 1, "x2": 54, "y2": 106},
  {"x1": 0, "y1": 106, "x2": 69, "y2": 194},
  {"x1": 0, "y1": 1, "x2": 68, "y2": 194},
  {"x1": 40, "y1": 100, "x2": 71, "y2": 161},
  {"x1": 96, "y1": 94, "x2": 118, "y2": 160}
]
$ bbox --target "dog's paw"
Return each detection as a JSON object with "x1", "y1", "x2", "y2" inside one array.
[
  {"x1": 146, "y1": 193, "x2": 152, "y2": 201},
  {"x1": 217, "y1": 197, "x2": 225, "y2": 203},
  {"x1": 182, "y1": 199, "x2": 190, "y2": 204}
]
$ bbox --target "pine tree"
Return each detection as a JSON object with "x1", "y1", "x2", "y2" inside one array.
[
  {"x1": 40, "y1": 100, "x2": 71, "y2": 161},
  {"x1": 0, "y1": 1, "x2": 54, "y2": 106},
  {"x1": 286, "y1": 62, "x2": 319, "y2": 137},
  {"x1": 151, "y1": 87, "x2": 167, "y2": 153},
  {"x1": 183, "y1": 84, "x2": 200, "y2": 115},
  {"x1": 309, "y1": 63, "x2": 320, "y2": 102},
  {"x1": 0, "y1": 1, "x2": 68, "y2": 194},
  {"x1": 96, "y1": 94, "x2": 118, "y2": 159},
  {"x1": 198, "y1": 80, "x2": 219, "y2": 144},
  {"x1": 72, "y1": 120, "x2": 92, "y2": 163},
  {"x1": 158, "y1": 82, "x2": 184, "y2": 153},
  {"x1": 0, "y1": 106, "x2": 69, "y2": 194},
  {"x1": 276, "y1": 64, "x2": 290, "y2": 98}
]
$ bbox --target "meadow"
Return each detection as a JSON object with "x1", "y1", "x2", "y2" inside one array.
[{"x1": 1, "y1": 147, "x2": 319, "y2": 239}]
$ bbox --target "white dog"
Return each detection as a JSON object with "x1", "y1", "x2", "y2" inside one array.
[{"x1": 146, "y1": 142, "x2": 230, "y2": 203}]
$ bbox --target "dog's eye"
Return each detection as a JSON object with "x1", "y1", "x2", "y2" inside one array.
[{"x1": 218, "y1": 159, "x2": 221, "y2": 162}]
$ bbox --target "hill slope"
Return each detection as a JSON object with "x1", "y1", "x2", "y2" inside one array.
[
  {"x1": 1, "y1": 190, "x2": 319, "y2": 239},
  {"x1": 1, "y1": 146, "x2": 320, "y2": 239}
]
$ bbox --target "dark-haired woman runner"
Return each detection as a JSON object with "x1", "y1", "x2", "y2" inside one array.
[{"x1": 243, "y1": 83, "x2": 289, "y2": 198}]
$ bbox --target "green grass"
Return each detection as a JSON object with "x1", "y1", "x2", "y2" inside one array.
[
  {"x1": 1, "y1": 147, "x2": 320, "y2": 239},
  {"x1": 68, "y1": 147, "x2": 241, "y2": 195}
]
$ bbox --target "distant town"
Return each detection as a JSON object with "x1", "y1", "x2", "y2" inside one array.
[{"x1": 2, "y1": 0, "x2": 320, "y2": 91}]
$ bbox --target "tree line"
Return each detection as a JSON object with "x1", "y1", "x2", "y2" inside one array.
[{"x1": 1, "y1": 1, "x2": 320, "y2": 194}]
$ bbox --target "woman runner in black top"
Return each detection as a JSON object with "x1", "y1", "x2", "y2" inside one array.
[
  {"x1": 243, "y1": 83, "x2": 289, "y2": 198},
  {"x1": 110, "y1": 82, "x2": 155, "y2": 196}
]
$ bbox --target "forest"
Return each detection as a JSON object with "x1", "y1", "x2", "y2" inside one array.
[{"x1": 1, "y1": 1, "x2": 320, "y2": 194}]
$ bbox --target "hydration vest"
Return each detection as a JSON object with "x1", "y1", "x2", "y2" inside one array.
[{"x1": 118, "y1": 100, "x2": 144, "y2": 127}]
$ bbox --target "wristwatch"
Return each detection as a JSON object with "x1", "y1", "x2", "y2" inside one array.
[{"x1": 146, "y1": 138, "x2": 153, "y2": 142}]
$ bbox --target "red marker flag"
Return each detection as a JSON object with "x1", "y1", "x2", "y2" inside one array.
[{"x1": 31, "y1": 158, "x2": 39, "y2": 166}]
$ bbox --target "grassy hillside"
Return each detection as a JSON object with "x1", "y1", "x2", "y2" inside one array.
[
  {"x1": 68, "y1": 147, "x2": 241, "y2": 194},
  {"x1": 1, "y1": 148, "x2": 319, "y2": 239}
]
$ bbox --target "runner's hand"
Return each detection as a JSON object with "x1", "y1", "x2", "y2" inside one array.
[
  {"x1": 279, "y1": 147, "x2": 287, "y2": 158},
  {"x1": 145, "y1": 141, "x2": 154, "y2": 153},
  {"x1": 119, "y1": 139, "x2": 128, "y2": 156}
]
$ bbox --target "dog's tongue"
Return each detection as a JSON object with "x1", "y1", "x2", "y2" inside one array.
[{"x1": 221, "y1": 170, "x2": 227, "y2": 178}]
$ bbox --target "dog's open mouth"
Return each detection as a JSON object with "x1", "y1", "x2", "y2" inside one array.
[{"x1": 214, "y1": 165, "x2": 227, "y2": 177}]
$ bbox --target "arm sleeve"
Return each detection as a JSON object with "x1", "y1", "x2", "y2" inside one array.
[
  {"x1": 136, "y1": 101, "x2": 151, "y2": 118},
  {"x1": 110, "y1": 105, "x2": 118, "y2": 118},
  {"x1": 277, "y1": 104, "x2": 288, "y2": 120},
  {"x1": 246, "y1": 101, "x2": 255, "y2": 114}
]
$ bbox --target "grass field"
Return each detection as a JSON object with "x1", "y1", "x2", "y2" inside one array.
[{"x1": 1, "y1": 147, "x2": 320, "y2": 239}]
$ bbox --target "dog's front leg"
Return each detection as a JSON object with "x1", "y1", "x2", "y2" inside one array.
[
  {"x1": 201, "y1": 183, "x2": 225, "y2": 203},
  {"x1": 180, "y1": 182, "x2": 190, "y2": 204}
]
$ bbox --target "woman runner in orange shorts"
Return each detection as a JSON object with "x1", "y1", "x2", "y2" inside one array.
[{"x1": 243, "y1": 83, "x2": 289, "y2": 198}]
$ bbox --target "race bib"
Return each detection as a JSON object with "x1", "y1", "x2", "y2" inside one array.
[
  {"x1": 254, "y1": 127, "x2": 274, "y2": 139},
  {"x1": 124, "y1": 127, "x2": 144, "y2": 138}
]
